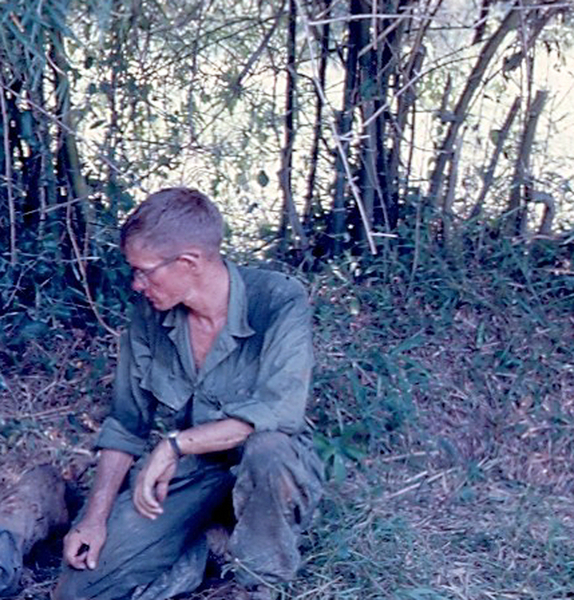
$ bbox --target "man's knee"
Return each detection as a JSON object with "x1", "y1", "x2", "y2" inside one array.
[
  {"x1": 237, "y1": 431, "x2": 323, "y2": 511},
  {"x1": 241, "y1": 431, "x2": 292, "y2": 466},
  {"x1": 52, "y1": 572, "x2": 88, "y2": 600},
  {"x1": 234, "y1": 432, "x2": 297, "y2": 510}
]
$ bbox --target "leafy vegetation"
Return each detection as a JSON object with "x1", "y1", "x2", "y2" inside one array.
[
  {"x1": 3, "y1": 238, "x2": 574, "y2": 599},
  {"x1": 1, "y1": 0, "x2": 573, "y2": 333},
  {"x1": 2, "y1": 0, "x2": 574, "y2": 598}
]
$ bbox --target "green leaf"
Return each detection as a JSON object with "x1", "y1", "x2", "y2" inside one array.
[
  {"x1": 332, "y1": 453, "x2": 347, "y2": 482},
  {"x1": 390, "y1": 331, "x2": 426, "y2": 357},
  {"x1": 257, "y1": 169, "x2": 269, "y2": 187}
]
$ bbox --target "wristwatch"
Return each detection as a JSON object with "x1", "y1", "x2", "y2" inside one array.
[{"x1": 166, "y1": 431, "x2": 184, "y2": 458}]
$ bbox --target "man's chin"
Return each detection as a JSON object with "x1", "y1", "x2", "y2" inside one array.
[
  {"x1": 147, "y1": 297, "x2": 164, "y2": 310},
  {"x1": 145, "y1": 295, "x2": 176, "y2": 312}
]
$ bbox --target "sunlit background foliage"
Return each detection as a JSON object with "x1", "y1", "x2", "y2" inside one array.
[
  {"x1": 1, "y1": 0, "x2": 573, "y2": 339},
  {"x1": 3, "y1": 2, "x2": 574, "y2": 598}
]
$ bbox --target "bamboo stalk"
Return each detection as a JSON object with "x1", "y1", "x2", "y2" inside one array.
[
  {"x1": 298, "y1": 0, "x2": 378, "y2": 254},
  {"x1": 505, "y1": 89, "x2": 548, "y2": 235},
  {"x1": 304, "y1": 0, "x2": 331, "y2": 227},
  {"x1": 279, "y1": 0, "x2": 308, "y2": 250},
  {"x1": 470, "y1": 96, "x2": 521, "y2": 219},
  {"x1": 0, "y1": 74, "x2": 16, "y2": 266}
]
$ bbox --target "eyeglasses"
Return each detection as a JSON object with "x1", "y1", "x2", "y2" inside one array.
[{"x1": 132, "y1": 256, "x2": 180, "y2": 284}]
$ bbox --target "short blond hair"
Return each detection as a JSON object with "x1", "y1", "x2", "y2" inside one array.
[{"x1": 120, "y1": 187, "x2": 223, "y2": 258}]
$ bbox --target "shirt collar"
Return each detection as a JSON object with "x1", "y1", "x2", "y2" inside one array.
[
  {"x1": 224, "y1": 259, "x2": 255, "y2": 338},
  {"x1": 159, "y1": 259, "x2": 254, "y2": 338}
]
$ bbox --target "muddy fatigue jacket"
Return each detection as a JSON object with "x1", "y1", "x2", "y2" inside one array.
[
  {"x1": 83, "y1": 260, "x2": 323, "y2": 598},
  {"x1": 97, "y1": 260, "x2": 314, "y2": 452}
]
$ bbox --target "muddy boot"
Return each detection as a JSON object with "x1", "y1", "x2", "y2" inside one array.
[{"x1": 0, "y1": 465, "x2": 69, "y2": 597}]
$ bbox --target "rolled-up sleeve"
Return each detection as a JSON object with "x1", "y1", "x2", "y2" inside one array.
[
  {"x1": 95, "y1": 416, "x2": 148, "y2": 456},
  {"x1": 94, "y1": 302, "x2": 157, "y2": 456},
  {"x1": 222, "y1": 285, "x2": 313, "y2": 434}
]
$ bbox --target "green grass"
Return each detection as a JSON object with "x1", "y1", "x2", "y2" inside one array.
[
  {"x1": 3, "y1": 241, "x2": 574, "y2": 599},
  {"x1": 297, "y1": 244, "x2": 574, "y2": 599}
]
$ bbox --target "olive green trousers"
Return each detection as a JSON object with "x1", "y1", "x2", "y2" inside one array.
[{"x1": 55, "y1": 432, "x2": 323, "y2": 600}]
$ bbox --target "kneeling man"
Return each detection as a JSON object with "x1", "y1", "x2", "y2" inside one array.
[{"x1": 53, "y1": 187, "x2": 323, "y2": 600}]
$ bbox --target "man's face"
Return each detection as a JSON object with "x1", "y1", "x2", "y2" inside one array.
[{"x1": 125, "y1": 241, "x2": 189, "y2": 311}]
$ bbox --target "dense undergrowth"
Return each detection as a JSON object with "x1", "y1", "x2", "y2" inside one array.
[{"x1": 2, "y1": 236, "x2": 574, "y2": 599}]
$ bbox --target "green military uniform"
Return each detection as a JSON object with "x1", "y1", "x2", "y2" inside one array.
[{"x1": 58, "y1": 261, "x2": 323, "y2": 600}]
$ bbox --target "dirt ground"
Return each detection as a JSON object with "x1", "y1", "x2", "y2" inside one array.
[{"x1": 3, "y1": 284, "x2": 574, "y2": 599}]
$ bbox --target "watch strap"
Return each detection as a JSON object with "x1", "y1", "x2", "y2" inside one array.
[{"x1": 167, "y1": 432, "x2": 184, "y2": 458}]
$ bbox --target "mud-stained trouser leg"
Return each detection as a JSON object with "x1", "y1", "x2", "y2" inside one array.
[
  {"x1": 228, "y1": 431, "x2": 324, "y2": 587},
  {"x1": 54, "y1": 458, "x2": 234, "y2": 600}
]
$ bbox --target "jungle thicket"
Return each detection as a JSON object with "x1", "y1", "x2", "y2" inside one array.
[
  {"x1": 1, "y1": 0, "x2": 573, "y2": 339},
  {"x1": 3, "y1": 3, "x2": 574, "y2": 600}
]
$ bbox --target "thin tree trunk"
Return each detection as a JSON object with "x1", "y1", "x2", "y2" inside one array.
[
  {"x1": 441, "y1": 134, "x2": 463, "y2": 245},
  {"x1": 279, "y1": 0, "x2": 307, "y2": 252},
  {"x1": 505, "y1": 89, "x2": 548, "y2": 236},
  {"x1": 470, "y1": 95, "x2": 521, "y2": 219},
  {"x1": 385, "y1": 0, "x2": 433, "y2": 231},
  {"x1": 357, "y1": 1, "x2": 378, "y2": 240},
  {"x1": 51, "y1": 32, "x2": 91, "y2": 209},
  {"x1": 373, "y1": 0, "x2": 415, "y2": 233},
  {"x1": 330, "y1": 0, "x2": 362, "y2": 255},
  {"x1": 304, "y1": 0, "x2": 331, "y2": 229},
  {"x1": 393, "y1": 38, "x2": 426, "y2": 196},
  {"x1": 0, "y1": 74, "x2": 16, "y2": 266}
]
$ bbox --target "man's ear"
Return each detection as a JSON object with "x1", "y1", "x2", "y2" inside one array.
[{"x1": 178, "y1": 250, "x2": 202, "y2": 272}]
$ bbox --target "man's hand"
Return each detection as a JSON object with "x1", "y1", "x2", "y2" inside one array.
[
  {"x1": 63, "y1": 520, "x2": 107, "y2": 570},
  {"x1": 133, "y1": 440, "x2": 178, "y2": 519},
  {"x1": 133, "y1": 420, "x2": 253, "y2": 519},
  {"x1": 59, "y1": 449, "x2": 133, "y2": 573}
]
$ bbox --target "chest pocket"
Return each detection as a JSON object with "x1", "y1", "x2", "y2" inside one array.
[
  {"x1": 193, "y1": 353, "x2": 260, "y2": 423},
  {"x1": 146, "y1": 360, "x2": 195, "y2": 412}
]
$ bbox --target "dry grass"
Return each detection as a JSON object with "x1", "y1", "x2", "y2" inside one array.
[
  {"x1": 2, "y1": 256, "x2": 574, "y2": 599},
  {"x1": 298, "y1": 256, "x2": 574, "y2": 599}
]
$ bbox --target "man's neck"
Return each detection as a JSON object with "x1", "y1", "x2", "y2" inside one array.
[{"x1": 183, "y1": 258, "x2": 229, "y2": 326}]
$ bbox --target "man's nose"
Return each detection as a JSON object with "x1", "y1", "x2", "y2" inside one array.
[{"x1": 132, "y1": 277, "x2": 147, "y2": 292}]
